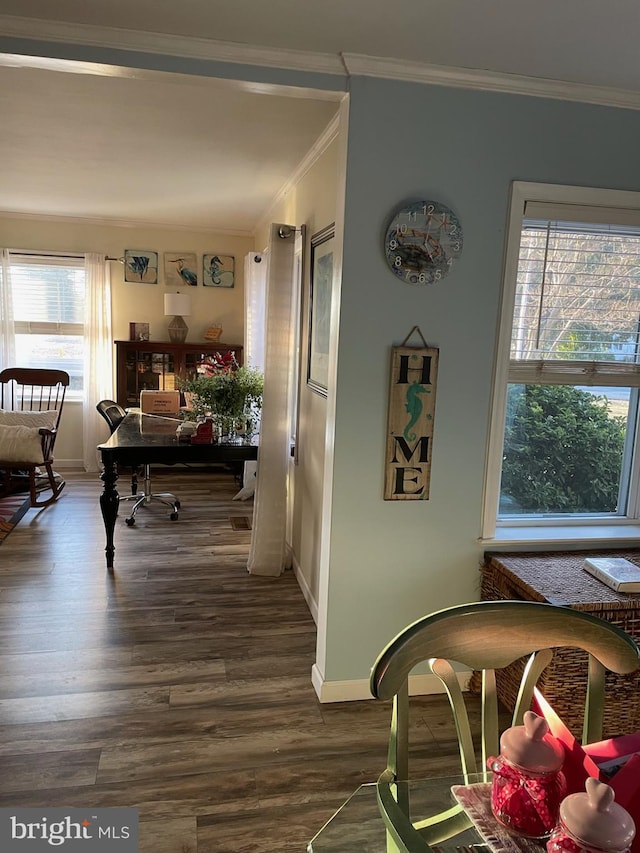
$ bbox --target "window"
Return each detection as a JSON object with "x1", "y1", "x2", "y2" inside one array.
[
  {"x1": 483, "y1": 183, "x2": 640, "y2": 540},
  {"x1": 8, "y1": 253, "x2": 85, "y2": 396}
]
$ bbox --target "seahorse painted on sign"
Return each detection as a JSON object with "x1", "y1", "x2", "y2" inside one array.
[{"x1": 403, "y1": 380, "x2": 431, "y2": 442}]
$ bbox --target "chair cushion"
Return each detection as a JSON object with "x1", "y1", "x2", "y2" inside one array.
[
  {"x1": 0, "y1": 423, "x2": 46, "y2": 464},
  {"x1": 0, "y1": 409, "x2": 58, "y2": 430}
]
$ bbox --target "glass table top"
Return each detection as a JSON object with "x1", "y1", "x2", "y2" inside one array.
[{"x1": 307, "y1": 774, "x2": 491, "y2": 852}]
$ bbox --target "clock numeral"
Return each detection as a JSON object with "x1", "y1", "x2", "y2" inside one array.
[
  {"x1": 447, "y1": 258, "x2": 453, "y2": 267},
  {"x1": 418, "y1": 273, "x2": 427, "y2": 283},
  {"x1": 452, "y1": 241, "x2": 461, "y2": 251},
  {"x1": 449, "y1": 225, "x2": 458, "y2": 235},
  {"x1": 423, "y1": 204, "x2": 435, "y2": 216},
  {"x1": 397, "y1": 224, "x2": 407, "y2": 235},
  {"x1": 394, "y1": 256, "x2": 402, "y2": 268},
  {"x1": 389, "y1": 239, "x2": 398, "y2": 250},
  {"x1": 434, "y1": 270, "x2": 442, "y2": 280}
]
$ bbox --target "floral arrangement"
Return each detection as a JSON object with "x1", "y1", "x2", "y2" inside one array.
[{"x1": 180, "y1": 351, "x2": 264, "y2": 437}]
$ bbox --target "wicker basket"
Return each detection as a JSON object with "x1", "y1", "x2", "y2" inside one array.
[
  {"x1": 204, "y1": 325, "x2": 223, "y2": 342},
  {"x1": 478, "y1": 550, "x2": 640, "y2": 740}
]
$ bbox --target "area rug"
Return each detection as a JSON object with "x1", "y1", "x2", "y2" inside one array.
[{"x1": 0, "y1": 492, "x2": 31, "y2": 544}]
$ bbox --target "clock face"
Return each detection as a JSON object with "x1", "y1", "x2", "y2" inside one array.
[{"x1": 384, "y1": 200, "x2": 463, "y2": 285}]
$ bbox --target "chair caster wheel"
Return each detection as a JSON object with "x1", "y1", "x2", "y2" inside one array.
[
  {"x1": 125, "y1": 517, "x2": 135, "y2": 526},
  {"x1": 175, "y1": 500, "x2": 181, "y2": 509},
  {"x1": 170, "y1": 512, "x2": 179, "y2": 521}
]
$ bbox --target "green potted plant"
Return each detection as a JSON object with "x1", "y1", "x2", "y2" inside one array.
[{"x1": 181, "y1": 354, "x2": 264, "y2": 440}]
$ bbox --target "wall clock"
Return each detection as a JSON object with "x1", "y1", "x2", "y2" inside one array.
[{"x1": 384, "y1": 200, "x2": 463, "y2": 285}]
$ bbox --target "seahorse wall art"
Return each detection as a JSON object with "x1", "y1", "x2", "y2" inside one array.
[{"x1": 404, "y1": 379, "x2": 431, "y2": 442}]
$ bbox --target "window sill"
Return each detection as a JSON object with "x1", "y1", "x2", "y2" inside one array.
[{"x1": 480, "y1": 523, "x2": 640, "y2": 550}]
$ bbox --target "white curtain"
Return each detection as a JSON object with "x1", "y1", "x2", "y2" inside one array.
[
  {"x1": 244, "y1": 252, "x2": 267, "y2": 373},
  {"x1": 0, "y1": 249, "x2": 15, "y2": 370},
  {"x1": 247, "y1": 224, "x2": 297, "y2": 577},
  {"x1": 83, "y1": 253, "x2": 113, "y2": 472}
]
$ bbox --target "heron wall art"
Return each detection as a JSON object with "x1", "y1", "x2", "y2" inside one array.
[{"x1": 164, "y1": 253, "x2": 198, "y2": 287}]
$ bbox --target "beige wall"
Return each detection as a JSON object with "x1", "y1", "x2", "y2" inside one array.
[
  {"x1": 257, "y1": 138, "x2": 340, "y2": 612},
  {"x1": 1, "y1": 216, "x2": 254, "y2": 464}
]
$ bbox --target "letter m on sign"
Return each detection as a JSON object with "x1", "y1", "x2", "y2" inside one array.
[{"x1": 384, "y1": 344, "x2": 438, "y2": 500}]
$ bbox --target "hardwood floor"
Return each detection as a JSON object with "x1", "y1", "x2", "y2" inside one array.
[{"x1": 0, "y1": 468, "x2": 469, "y2": 852}]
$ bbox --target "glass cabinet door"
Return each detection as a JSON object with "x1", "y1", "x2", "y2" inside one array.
[
  {"x1": 124, "y1": 349, "x2": 176, "y2": 405},
  {"x1": 116, "y1": 341, "x2": 243, "y2": 409},
  {"x1": 184, "y1": 348, "x2": 240, "y2": 381}
]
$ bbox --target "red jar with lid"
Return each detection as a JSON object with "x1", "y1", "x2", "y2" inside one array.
[
  {"x1": 547, "y1": 777, "x2": 635, "y2": 853},
  {"x1": 488, "y1": 710, "x2": 567, "y2": 838}
]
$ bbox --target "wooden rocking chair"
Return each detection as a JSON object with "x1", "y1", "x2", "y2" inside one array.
[{"x1": 0, "y1": 367, "x2": 70, "y2": 507}]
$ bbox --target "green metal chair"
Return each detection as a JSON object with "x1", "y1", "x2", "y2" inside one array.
[{"x1": 369, "y1": 600, "x2": 640, "y2": 852}]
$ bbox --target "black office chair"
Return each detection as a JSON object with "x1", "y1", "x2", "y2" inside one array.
[{"x1": 96, "y1": 399, "x2": 180, "y2": 525}]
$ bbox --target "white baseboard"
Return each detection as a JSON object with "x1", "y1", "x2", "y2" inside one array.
[
  {"x1": 311, "y1": 664, "x2": 471, "y2": 703},
  {"x1": 292, "y1": 555, "x2": 318, "y2": 625},
  {"x1": 55, "y1": 460, "x2": 85, "y2": 470}
]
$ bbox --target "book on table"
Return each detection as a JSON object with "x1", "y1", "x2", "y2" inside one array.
[{"x1": 582, "y1": 556, "x2": 640, "y2": 593}]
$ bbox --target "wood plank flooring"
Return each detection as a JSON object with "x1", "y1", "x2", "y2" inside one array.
[{"x1": 0, "y1": 468, "x2": 471, "y2": 852}]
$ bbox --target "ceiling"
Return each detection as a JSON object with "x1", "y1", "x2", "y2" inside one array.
[
  {"x1": 0, "y1": 63, "x2": 341, "y2": 233},
  {"x1": 2, "y1": 1, "x2": 640, "y2": 232}
]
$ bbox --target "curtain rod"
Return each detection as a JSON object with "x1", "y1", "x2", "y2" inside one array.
[{"x1": 8, "y1": 250, "x2": 123, "y2": 262}]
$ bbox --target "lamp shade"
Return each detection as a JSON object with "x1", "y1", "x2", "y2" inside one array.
[{"x1": 164, "y1": 292, "x2": 192, "y2": 317}]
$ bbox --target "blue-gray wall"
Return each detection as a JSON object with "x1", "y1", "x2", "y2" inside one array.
[{"x1": 320, "y1": 76, "x2": 640, "y2": 683}]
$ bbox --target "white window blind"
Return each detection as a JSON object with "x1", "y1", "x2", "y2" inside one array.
[
  {"x1": 10, "y1": 254, "x2": 84, "y2": 327},
  {"x1": 511, "y1": 206, "x2": 640, "y2": 385},
  {"x1": 8, "y1": 253, "x2": 85, "y2": 393}
]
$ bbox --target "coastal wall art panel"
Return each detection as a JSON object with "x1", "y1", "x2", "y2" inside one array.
[
  {"x1": 203, "y1": 254, "x2": 235, "y2": 288},
  {"x1": 164, "y1": 253, "x2": 198, "y2": 287},
  {"x1": 124, "y1": 250, "x2": 158, "y2": 284}
]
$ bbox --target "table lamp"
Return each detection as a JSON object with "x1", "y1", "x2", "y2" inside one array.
[{"x1": 164, "y1": 292, "x2": 192, "y2": 343}]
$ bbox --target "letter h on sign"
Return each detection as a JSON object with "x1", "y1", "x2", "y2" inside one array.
[{"x1": 384, "y1": 344, "x2": 439, "y2": 500}]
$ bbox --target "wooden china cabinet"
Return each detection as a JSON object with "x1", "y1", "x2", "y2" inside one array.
[{"x1": 114, "y1": 340, "x2": 244, "y2": 409}]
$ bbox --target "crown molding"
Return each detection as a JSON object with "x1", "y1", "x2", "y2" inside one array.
[
  {"x1": 342, "y1": 53, "x2": 640, "y2": 111},
  {"x1": 0, "y1": 14, "x2": 345, "y2": 76},
  {"x1": 2, "y1": 14, "x2": 639, "y2": 111},
  {"x1": 0, "y1": 209, "x2": 255, "y2": 236}
]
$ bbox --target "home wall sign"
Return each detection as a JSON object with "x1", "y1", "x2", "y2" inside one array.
[{"x1": 384, "y1": 326, "x2": 438, "y2": 500}]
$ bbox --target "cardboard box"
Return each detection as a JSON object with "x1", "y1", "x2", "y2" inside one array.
[{"x1": 139, "y1": 390, "x2": 181, "y2": 414}]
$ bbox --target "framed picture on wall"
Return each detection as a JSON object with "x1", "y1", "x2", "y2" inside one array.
[
  {"x1": 203, "y1": 254, "x2": 235, "y2": 287},
  {"x1": 124, "y1": 250, "x2": 158, "y2": 283},
  {"x1": 164, "y1": 252, "x2": 198, "y2": 287},
  {"x1": 307, "y1": 223, "x2": 335, "y2": 397}
]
